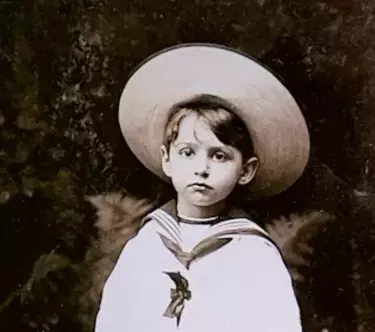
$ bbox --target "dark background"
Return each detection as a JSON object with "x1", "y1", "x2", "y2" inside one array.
[{"x1": 1, "y1": 0, "x2": 375, "y2": 331}]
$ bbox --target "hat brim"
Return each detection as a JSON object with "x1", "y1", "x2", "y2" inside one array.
[{"x1": 119, "y1": 43, "x2": 310, "y2": 198}]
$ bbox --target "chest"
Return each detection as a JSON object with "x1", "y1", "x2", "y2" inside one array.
[
  {"x1": 119, "y1": 218, "x2": 271, "y2": 331},
  {"x1": 132, "y1": 229, "x2": 248, "y2": 321}
]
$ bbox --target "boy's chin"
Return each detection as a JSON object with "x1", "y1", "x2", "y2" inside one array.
[
  {"x1": 178, "y1": 191, "x2": 226, "y2": 208},
  {"x1": 188, "y1": 200, "x2": 214, "y2": 207},
  {"x1": 184, "y1": 196, "x2": 220, "y2": 208}
]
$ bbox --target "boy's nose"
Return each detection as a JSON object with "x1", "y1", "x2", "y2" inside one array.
[
  {"x1": 193, "y1": 156, "x2": 210, "y2": 178},
  {"x1": 194, "y1": 168, "x2": 209, "y2": 178}
]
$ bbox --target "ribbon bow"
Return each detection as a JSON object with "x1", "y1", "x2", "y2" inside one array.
[
  {"x1": 159, "y1": 233, "x2": 232, "y2": 269},
  {"x1": 163, "y1": 271, "x2": 192, "y2": 326}
]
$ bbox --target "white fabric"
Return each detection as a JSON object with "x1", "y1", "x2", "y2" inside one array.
[
  {"x1": 177, "y1": 213, "x2": 219, "y2": 222},
  {"x1": 95, "y1": 214, "x2": 302, "y2": 332}
]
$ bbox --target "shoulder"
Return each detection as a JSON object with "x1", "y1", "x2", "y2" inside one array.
[
  {"x1": 124, "y1": 209, "x2": 163, "y2": 249},
  {"x1": 237, "y1": 230, "x2": 281, "y2": 257},
  {"x1": 212, "y1": 215, "x2": 283, "y2": 261},
  {"x1": 236, "y1": 234, "x2": 284, "y2": 262},
  {"x1": 118, "y1": 205, "x2": 180, "y2": 254}
]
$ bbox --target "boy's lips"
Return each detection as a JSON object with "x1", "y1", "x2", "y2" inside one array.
[{"x1": 188, "y1": 183, "x2": 213, "y2": 189}]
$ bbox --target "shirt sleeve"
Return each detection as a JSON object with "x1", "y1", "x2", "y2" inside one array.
[
  {"x1": 94, "y1": 235, "x2": 137, "y2": 332},
  {"x1": 94, "y1": 220, "x2": 175, "y2": 332},
  {"x1": 183, "y1": 235, "x2": 301, "y2": 332},
  {"x1": 94, "y1": 221, "x2": 159, "y2": 332},
  {"x1": 223, "y1": 237, "x2": 303, "y2": 332}
]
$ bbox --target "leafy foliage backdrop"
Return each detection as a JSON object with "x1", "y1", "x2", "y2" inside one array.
[{"x1": 1, "y1": 0, "x2": 375, "y2": 331}]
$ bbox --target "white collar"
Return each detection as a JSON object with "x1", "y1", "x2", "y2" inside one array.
[{"x1": 177, "y1": 213, "x2": 219, "y2": 222}]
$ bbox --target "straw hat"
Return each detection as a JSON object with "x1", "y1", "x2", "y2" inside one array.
[{"x1": 119, "y1": 43, "x2": 310, "y2": 198}]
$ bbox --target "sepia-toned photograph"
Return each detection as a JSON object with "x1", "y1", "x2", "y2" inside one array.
[{"x1": 1, "y1": 1, "x2": 375, "y2": 331}]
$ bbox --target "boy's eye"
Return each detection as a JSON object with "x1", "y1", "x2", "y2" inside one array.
[
  {"x1": 212, "y1": 151, "x2": 228, "y2": 162},
  {"x1": 179, "y1": 147, "x2": 194, "y2": 157}
]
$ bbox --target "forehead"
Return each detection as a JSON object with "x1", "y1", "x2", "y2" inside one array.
[{"x1": 174, "y1": 113, "x2": 223, "y2": 146}]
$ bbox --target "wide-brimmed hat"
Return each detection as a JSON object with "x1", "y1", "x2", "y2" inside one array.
[{"x1": 118, "y1": 43, "x2": 310, "y2": 198}]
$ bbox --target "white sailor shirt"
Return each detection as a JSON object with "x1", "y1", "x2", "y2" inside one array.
[{"x1": 95, "y1": 200, "x2": 302, "y2": 332}]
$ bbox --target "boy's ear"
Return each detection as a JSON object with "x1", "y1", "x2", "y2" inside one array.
[
  {"x1": 238, "y1": 156, "x2": 259, "y2": 186},
  {"x1": 160, "y1": 145, "x2": 172, "y2": 177}
]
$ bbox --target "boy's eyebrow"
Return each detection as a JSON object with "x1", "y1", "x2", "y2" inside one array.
[
  {"x1": 173, "y1": 141, "x2": 234, "y2": 152},
  {"x1": 211, "y1": 146, "x2": 235, "y2": 157},
  {"x1": 173, "y1": 141, "x2": 196, "y2": 147}
]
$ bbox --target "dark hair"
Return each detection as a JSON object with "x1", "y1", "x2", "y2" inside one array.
[{"x1": 163, "y1": 95, "x2": 255, "y2": 161}]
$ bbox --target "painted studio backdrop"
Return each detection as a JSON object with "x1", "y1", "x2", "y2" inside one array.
[{"x1": 1, "y1": 1, "x2": 375, "y2": 331}]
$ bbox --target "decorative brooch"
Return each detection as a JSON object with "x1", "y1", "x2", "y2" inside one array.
[{"x1": 163, "y1": 271, "x2": 192, "y2": 326}]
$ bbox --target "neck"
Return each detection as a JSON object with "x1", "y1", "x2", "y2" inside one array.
[{"x1": 176, "y1": 197, "x2": 227, "y2": 219}]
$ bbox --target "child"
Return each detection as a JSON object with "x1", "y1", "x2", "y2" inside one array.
[{"x1": 94, "y1": 43, "x2": 310, "y2": 331}]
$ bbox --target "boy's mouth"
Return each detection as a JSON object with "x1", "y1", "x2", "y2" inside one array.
[{"x1": 188, "y1": 183, "x2": 213, "y2": 190}]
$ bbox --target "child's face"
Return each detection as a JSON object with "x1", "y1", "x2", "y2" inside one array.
[{"x1": 161, "y1": 113, "x2": 258, "y2": 209}]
